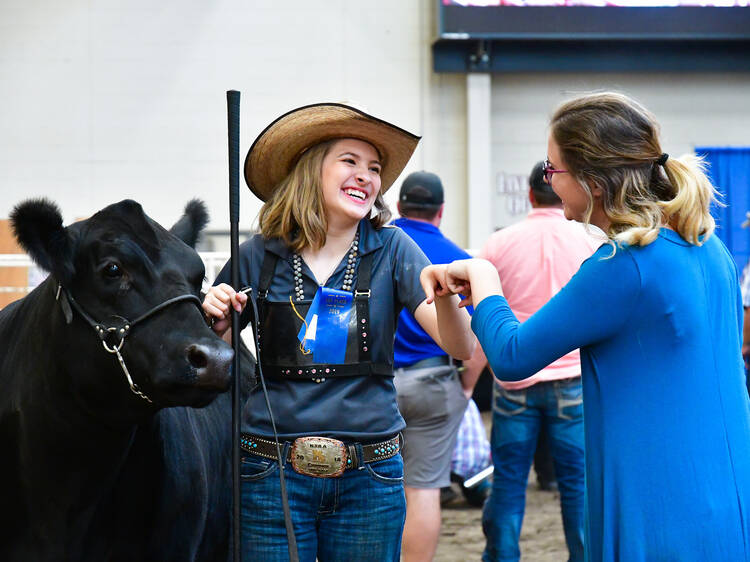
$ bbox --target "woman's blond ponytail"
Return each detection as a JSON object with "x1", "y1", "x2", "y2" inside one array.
[{"x1": 660, "y1": 154, "x2": 716, "y2": 245}]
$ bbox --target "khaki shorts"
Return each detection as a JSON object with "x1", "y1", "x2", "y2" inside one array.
[{"x1": 394, "y1": 365, "x2": 468, "y2": 488}]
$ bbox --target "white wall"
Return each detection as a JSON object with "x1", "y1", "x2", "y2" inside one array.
[
  {"x1": 2, "y1": 1, "x2": 750, "y2": 249},
  {"x1": 0, "y1": 0, "x2": 468, "y2": 245},
  {"x1": 489, "y1": 73, "x2": 750, "y2": 231}
]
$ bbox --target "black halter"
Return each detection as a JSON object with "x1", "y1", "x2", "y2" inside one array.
[{"x1": 56, "y1": 283, "x2": 204, "y2": 403}]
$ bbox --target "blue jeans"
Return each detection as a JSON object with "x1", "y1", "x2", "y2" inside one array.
[
  {"x1": 483, "y1": 378, "x2": 585, "y2": 562},
  {"x1": 240, "y1": 443, "x2": 406, "y2": 562}
]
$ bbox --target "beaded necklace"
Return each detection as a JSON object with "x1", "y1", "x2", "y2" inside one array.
[{"x1": 291, "y1": 230, "x2": 360, "y2": 301}]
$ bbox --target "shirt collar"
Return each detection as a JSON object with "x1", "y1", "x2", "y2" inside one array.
[
  {"x1": 264, "y1": 236, "x2": 291, "y2": 258},
  {"x1": 392, "y1": 217, "x2": 441, "y2": 236},
  {"x1": 264, "y1": 219, "x2": 384, "y2": 258},
  {"x1": 527, "y1": 207, "x2": 565, "y2": 219},
  {"x1": 357, "y1": 218, "x2": 385, "y2": 256}
]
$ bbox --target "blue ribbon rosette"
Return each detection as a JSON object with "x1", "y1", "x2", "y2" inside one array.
[{"x1": 297, "y1": 287, "x2": 353, "y2": 364}]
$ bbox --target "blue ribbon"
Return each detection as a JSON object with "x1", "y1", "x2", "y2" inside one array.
[{"x1": 297, "y1": 287, "x2": 353, "y2": 363}]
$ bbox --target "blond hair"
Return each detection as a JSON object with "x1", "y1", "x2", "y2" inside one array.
[
  {"x1": 258, "y1": 139, "x2": 392, "y2": 252},
  {"x1": 550, "y1": 92, "x2": 717, "y2": 248}
]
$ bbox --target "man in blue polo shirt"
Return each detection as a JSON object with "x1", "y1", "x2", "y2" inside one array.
[{"x1": 393, "y1": 171, "x2": 482, "y2": 562}]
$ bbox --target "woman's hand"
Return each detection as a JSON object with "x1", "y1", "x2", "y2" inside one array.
[
  {"x1": 420, "y1": 264, "x2": 454, "y2": 304},
  {"x1": 444, "y1": 259, "x2": 477, "y2": 307},
  {"x1": 202, "y1": 283, "x2": 248, "y2": 336},
  {"x1": 421, "y1": 258, "x2": 502, "y2": 310},
  {"x1": 420, "y1": 259, "x2": 494, "y2": 308}
]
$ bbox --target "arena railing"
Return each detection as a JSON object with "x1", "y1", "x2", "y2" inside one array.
[{"x1": 0, "y1": 252, "x2": 230, "y2": 306}]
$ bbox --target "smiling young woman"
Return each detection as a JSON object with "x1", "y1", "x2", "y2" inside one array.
[{"x1": 202, "y1": 103, "x2": 475, "y2": 561}]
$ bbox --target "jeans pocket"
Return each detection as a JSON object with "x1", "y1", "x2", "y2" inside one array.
[
  {"x1": 240, "y1": 453, "x2": 278, "y2": 481},
  {"x1": 555, "y1": 379, "x2": 583, "y2": 420},
  {"x1": 493, "y1": 384, "x2": 527, "y2": 416},
  {"x1": 364, "y1": 454, "x2": 404, "y2": 485}
]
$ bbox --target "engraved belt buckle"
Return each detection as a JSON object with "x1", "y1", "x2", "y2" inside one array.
[{"x1": 290, "y1": 436, "x2": 348, "y2": 478}]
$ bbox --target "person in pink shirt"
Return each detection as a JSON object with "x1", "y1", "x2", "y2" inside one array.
[{"x1": 478, "y1": 161, "x2": 601, "y2": 562}]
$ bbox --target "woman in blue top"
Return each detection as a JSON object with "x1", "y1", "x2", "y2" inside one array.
[
  {"x1": 422, "y1": 92, "x2": 750, "y2": 561},
  {"x1": 202, "y1": 103, "x2": 474, "y2": 561}
]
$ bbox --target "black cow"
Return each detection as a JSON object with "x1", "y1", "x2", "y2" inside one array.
[{"x1": 0, "y1": 199, "x2": 248, "y2": 561}]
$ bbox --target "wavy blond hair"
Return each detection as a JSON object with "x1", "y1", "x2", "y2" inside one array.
[
  {"x1": 258, "y1": 139, "x2": 392, "y2": 252},
  {"x1": 550, "y1": 92, "x2": 717, "y2": 249}
]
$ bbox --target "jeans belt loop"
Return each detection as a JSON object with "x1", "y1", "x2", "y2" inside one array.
[
  {"x1": 347, "y1": 443, "x2": 360, "y2": 469},
  {"x1": 354, "y1": 442, "x2": 365, "y2": 470}
]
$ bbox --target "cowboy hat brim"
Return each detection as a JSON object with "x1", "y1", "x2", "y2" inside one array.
[{"x1": 244, "y1": 103, "x2": 420, "y2": 202}]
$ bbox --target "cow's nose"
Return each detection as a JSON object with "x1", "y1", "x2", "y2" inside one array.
[
  {"x1": 187, "y1": 342, "x2": 233, "y2": 390},
  {"x1": 187, "y1": 343, "x2": 209, "y2": 369}
]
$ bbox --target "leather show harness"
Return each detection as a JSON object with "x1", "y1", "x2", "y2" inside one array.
[{"x1": 55, "y1": 283, "x2": 204, "y2": 403}]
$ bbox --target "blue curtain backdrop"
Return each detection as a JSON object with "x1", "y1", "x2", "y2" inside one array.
[{"x1": 696, "y1": 147, "x2": 750, "y2": 269}]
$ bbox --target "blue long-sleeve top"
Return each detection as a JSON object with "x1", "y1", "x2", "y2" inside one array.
[{"x1": 472, "y1": 228, "x2": 750, "y2": 561}]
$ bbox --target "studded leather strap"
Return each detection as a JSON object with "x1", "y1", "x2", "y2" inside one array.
[{"x1": 240, "y1": 433, "x2": 402, "y2": 470}]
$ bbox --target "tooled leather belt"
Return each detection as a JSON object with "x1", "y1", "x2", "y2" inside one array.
[{"x1": 240, "y1": 433, "x2": 401, "y2": 475}]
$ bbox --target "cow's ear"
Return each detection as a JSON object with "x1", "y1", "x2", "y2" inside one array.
[
  {"x1": 11, "y1": 198, "x2": 75, "y2": 284},
  {"x1": 169, "y1": 199, "x2": 209, "y2": 249}
]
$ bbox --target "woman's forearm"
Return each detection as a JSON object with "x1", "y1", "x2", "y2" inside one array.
[{"x1": 433, "y1": 294, "x2": 475, "y2": 360}]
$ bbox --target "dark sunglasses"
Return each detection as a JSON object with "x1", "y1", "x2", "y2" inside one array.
[{"x1": 543, "y1": 158, "x2": 568, "y2": 184}]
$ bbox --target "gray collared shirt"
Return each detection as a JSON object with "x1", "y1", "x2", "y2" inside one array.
[{"x1": 215, "y1": 219, "x2": 430, "y2": 441}]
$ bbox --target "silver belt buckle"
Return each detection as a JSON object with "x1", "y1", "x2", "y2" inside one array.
[{"x1": 290, "y1": 436, "x2": 348, "y2": 478}]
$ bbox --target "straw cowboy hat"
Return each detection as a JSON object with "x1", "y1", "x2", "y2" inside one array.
[{"x1": 244, "y1": 102, "x2": 420, "y2": 202}]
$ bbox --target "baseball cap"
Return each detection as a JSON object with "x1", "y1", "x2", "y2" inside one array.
[{"x1": 399, "y1": 171, "x2": 444, "y2": 208}]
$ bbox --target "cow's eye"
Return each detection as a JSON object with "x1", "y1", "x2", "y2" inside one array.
[{"x1": 103, "y1": 262, "x2": 122, "y2": 279}]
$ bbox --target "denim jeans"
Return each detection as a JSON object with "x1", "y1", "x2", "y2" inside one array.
[
  {"x1": 483, "y1": 378, "x2": 585, "y2": 562},
  {"x1": 240, "y1": 443, "x2": 406, "y2": 562}
]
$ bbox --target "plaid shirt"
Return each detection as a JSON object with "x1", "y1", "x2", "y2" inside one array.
[{"x1": 451, "y1": 398, "x2": 492, "y2": 479}]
